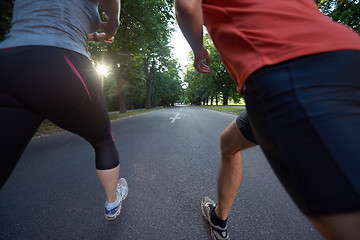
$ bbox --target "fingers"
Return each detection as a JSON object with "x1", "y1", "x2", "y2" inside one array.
[
  {"x1": 101, "y1": 12, "x2": 119, "y2": 37},
  {"x1": 202, "y1": 48, "x2": 211, "y2": 65},
  {"x1": 104, "y1": 36, "x2": 115, "y2": 44},
  {"x1": 102, "y1": 12, "x2": 109, "y2": 21},
  {"x1": 194, "y1": 62, "x2": 211, "y2": 74},
  {"x1": 205, "y1": 57, "x2": 210, "y2": 66},
  {"x1": 194, "y1": 48, "x2": 211, "y2": 74},
  {"x1": 96, "y1": 32, "x2": 115, "y2": 44}
]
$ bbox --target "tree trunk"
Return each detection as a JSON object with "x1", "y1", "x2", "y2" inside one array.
[
  {"x1": 223, "y1": 94, "x2": 229, "y2": 105},
  {"x1": 130, "y1": 97, "x2": 134, "y2": 110},
  {"x1": 144, "y1": 57, "x2": 156, "y2": 109},
  {"x1": 116, "y1": 80, "x2": 127, "y2": 113},
  {"x1": 145, "y1": 80, "x2": 152, "y2": 109},
  {"x1": 107, "y1": 44, "x2": 127, "y2": 113}
]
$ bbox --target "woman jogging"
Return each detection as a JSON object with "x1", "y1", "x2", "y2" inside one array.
[{"x1": 0, "y1": 0, "x2": 128, "y2": 220}]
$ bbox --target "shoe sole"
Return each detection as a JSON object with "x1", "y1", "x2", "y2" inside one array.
[
  {"x1": 201, "y1": 197, "x2": 230, "y2": 240},
  {"x1": 201, "y1": 197, "x2": 218, "y2": 240},
  {"x1": 105, "y1": 205, "x2": 122, "y2": 220},
  {"x1": 118, "y1": 179, "x2": 129, "y2": 202}
]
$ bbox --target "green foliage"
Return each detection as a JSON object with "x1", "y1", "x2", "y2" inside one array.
[
  {"x1": 184, "y1": 65, "x2": 213, "y2": 105},
  {"x1": 184, "y1": 33, "x2": 237, "y2": 105},
  {"x1": 317, "y1": 0, "x2": 360, "y2": 33},
  {"x1": 203, "y1": 35, "x2": 238, "y2": 105},
  {"x1": 0, "y1": 0, "x2": 14, "y2": 41},
  {"x1": 103, "y1": 77, "x2": 121, "y2": 111},
  {"x1": 124, "y1": 76, "x2": 147, "y2": 109},
  {"x1": 152, "y1": 59, "x2": 183, "y2": 106},
  {"x1": 88, "y1": 0, "x2": 181, "y2": 111}
]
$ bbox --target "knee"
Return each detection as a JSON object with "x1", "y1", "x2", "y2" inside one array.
[
  {"x1": 93, "y1": 139, "x2": 119, "y2": 170},
  {"x1": 220, "y1": 126, "x2": 255, "y2": 157},
  {"x1": 220, "y1": 129, "x2": 238, "y2": 157}
]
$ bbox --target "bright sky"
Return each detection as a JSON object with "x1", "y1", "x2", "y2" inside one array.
[{"x1": 169, "y1": 25, "x2": 192, "y2": 74}]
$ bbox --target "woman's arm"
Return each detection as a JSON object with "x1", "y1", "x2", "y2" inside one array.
[
  {"x1": 88, "y1": 32, "x2": 115, "y2": 44},
  {"x1": 174, "y1": 0, "x2": 210, "y2": 73},
  {"x1": 98, "y1": 0, "x2": 121, "y2": 37}
]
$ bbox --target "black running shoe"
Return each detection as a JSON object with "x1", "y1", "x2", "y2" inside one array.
[{"x1": 201, "y1": 196, "x2": 230, "y2": 240}]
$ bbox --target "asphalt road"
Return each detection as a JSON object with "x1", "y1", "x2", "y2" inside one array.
[{"x1": 0, "y1": 106, "x2": 323, "y2": 240}]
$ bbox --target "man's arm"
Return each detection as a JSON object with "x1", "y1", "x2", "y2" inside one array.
[{"x1": 174, "y1": 0, "x2": 210, "y2": 73}]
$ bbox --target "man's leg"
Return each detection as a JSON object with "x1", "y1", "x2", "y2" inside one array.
[
  {"x1": 308, "y1": 212, "x2": 360, "y2": 240},
  {"x1": 201, "y1": 110, "x2": 257, "y2": 239},
  {"x1": 242, "y1": 50, "x2": 360, "y2": 239},
  {"x1": 215, "y1": 119, "x2": 256, "y2": 220}
]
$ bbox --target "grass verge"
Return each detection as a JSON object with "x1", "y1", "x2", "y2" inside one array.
[
  {"x1": 108, "y1": 108, "x2": 161, "y2": 120},
  {"x1": 200, "y1": 105, "x2": 245, "y2": 115},
  {"x1": 34, "y1": 107, "x2": 162, "y2": 138}
]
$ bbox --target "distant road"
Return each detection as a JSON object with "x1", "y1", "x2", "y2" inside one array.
[{"x1": 0, "y1": 106, "x2": 323, "y2": 240}]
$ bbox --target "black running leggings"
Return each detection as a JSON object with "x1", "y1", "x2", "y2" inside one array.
[{"x1": 0, "y1": 46, "x2": 119, "y2": 188}]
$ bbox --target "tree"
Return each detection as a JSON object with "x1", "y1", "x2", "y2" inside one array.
[
  {"x1": 152, "y1": 59, "x2": 183, "y2": 107},
  {"x1": 316, "y1": 0, "x2": 360, "y2": 33},
  {"x1": 117, "y1": 0, "x2": 176, "y2": 110},
  {"x1": 184, "y1": 33, "x2": 238, "y2": 106},
  {"x1": 204, "y1": 35, "x2": 238, "y2": 105},
  {"x1": 0, "y1": 0, "x2": 14, "y2": 41},
  {"x1": 89, "y1": 0, "x2": 177, "y2": 112},
  {"x1": 184, "y1": 64, "x2": 216, "y2": 105}
]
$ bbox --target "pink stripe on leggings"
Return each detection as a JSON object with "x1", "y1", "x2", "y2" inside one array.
[
  {"x1": 64, "y1": 56, "x2": 92, "y2": 101},
  {"x1": 110, "y1": 130, "x2": 114, "y2": 141}
]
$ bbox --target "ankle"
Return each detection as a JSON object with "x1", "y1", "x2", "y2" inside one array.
[
  {"x1": 211, "y1": 206, "x2": 228, "y2": 228},
  {"x1": 215, "y1": 206, "x2": 228, "y2": 221},
  {"x1": 106, "y1": 192, "x2": 119, "y2": 206}
]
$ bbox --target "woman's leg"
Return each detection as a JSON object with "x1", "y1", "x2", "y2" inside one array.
[
  {"x1": 0, "y1": 48, "x2": 45, "y2": 188},
  {"x1": 96, "y1": 166, "x2": 119, "y2": 203},
  {"x1": 57, "y1": 51, "x2": 121, "y2": 203},
  {"x1": 2, "y1": 47, "x2": 121, "y2": 203},
  {"x1": 47, "y1": 50, "x2": 121, "y2": 203},
  {"x1": 0, "y1": 107, "x2": 44, "y2": 189}
]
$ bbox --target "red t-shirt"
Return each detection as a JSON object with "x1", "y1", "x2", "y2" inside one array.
[{"x1": 202, "y1": 0, "x2": 360, "y2": 92}]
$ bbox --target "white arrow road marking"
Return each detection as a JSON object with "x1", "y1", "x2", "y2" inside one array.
[{"x1": 169, "y1": 113, "x2": 181, "y2": 123}]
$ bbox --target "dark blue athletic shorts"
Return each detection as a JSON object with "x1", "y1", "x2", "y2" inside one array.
[
  {"x1": 242, "y1": 50, "x2": 360, "y2": 216},
  {"x1": 236, "y1": 109, "x2": 257, "y2": 144}
]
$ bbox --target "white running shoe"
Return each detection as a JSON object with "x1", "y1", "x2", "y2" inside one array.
[
  {"x1": 201, "y1": 196, "x2": 229, "y2": 240},
  {"x1": 105, "y1": 178, "x2": 128, "y2": 220}
]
